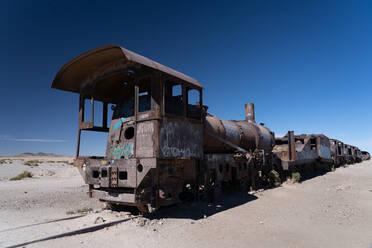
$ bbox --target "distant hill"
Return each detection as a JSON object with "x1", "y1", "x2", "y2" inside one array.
[{"x1": 17, "y1": 152, "x2": 61, "y2": 157}]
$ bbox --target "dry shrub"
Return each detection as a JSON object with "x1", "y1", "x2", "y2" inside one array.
[{"x1": 10, "y1": 171, "x2": 33, "y2": 181}]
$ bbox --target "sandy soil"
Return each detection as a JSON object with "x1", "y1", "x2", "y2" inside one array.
[
  {"x1": 1, "y1": 158, "x2": 372, "y2": 248},
  {"x1": 0, "y1": 156, "x2": 75, "y2": 180}
]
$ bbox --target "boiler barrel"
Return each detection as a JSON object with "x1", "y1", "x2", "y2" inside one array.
[{"x1": 204, "y1": 114, "x2": 275, "y2": 153}]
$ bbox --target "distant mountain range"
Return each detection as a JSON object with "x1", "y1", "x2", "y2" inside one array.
[{"x1": 17, "y1": 152, "x2": 62, "y2": 157}]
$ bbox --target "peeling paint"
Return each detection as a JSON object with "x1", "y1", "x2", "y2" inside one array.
[{"x1": 113, "y1": 117, "x2": 128, "y2": 131}]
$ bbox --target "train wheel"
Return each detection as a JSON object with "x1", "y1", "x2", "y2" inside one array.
[
  {"x1": 213, "y1": 185, "x2": 221, "y2": 202},
  {"x1": 208, "y1": 184, "x2": 221, "y2": 202},
  {"x1": 105, "y1": 202, "x2": 122, "y2": 211},
  {"x1": 137, "y1": 203, "x2": 149, "y2": 214}
]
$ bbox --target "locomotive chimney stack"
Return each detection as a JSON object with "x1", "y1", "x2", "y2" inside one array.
[{"x1": 245, "y1": 103, "x2": 255, "y2": 123}]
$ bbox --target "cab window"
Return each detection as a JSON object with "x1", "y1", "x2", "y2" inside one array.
[
  {"x1": 112, "y1": 82, "x2": 135, "y2": 119},
  {"x1": 187, "y1": 89, "x2": 201, "y2": 120},
  {"x1": 138, "y1": 78, "x2": 151, "y2": 113},
  {"x1": 165, "y1": 83, "x2": 183, "y2": 116}
]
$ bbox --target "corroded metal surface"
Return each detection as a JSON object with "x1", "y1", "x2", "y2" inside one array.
[
  {"x1": 274, "y1": 133, "x2": 333, "y2": 171},
  {"x1": 159, "y1": 118, "x2": 203, "y2": 158},
  {"x1": 204, "y1": 113, "x2": 275, "y2": 153}
]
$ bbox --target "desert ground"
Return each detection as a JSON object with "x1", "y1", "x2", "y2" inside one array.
[{"x1": 1, "y1": 157, "x2": 372, "y2": 248}]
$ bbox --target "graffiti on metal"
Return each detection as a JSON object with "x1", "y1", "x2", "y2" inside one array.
[
  {"x1": 273, "y1": 146, "x2": 288, "y2": 151},
  {"x1": 159, "y1": 121, "x2": 203, "y2": 158},
  {"x1": 111, "y1": 143, "x2": 134, "y2": 159},
  {"x1": 113, "y1": 117, "x2": 128, "y2": 131},
  {"x1": 161, "y1": 145, "x2": 199, "y2": 158}
]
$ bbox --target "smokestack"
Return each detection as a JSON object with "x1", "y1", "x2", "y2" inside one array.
[{"x1": 245, "y1": 103, "x2": 255, "y2": 123}]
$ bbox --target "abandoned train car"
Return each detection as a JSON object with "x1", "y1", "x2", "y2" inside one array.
[
  {"x1": 52, "y1": 44, "x2": 367, "y2": 213},
  {"x1": 52, "y1": 45, "x2": 279, "y2": 212},
  {"x1": 361, "y1": 151, "x2": 371, "y2": 161},
  {"x1": 330, "y1": 139, "x2": 346, "y2": 167},
  {"x1": 343, "y1": 144, "x2": 360, "y2": 164},
  {"x1": 273, "y1": 132, "x2": 333, "y2": 176}
]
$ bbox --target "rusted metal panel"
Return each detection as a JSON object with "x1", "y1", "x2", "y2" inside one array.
[
  {"x1": 317, "y1": 135, "x2": 331, "y2": 160},
  {"x1": 136, "y1": 158, "x2": 156, "y2": 187},
  {"x1": 121, "y1": 47, "x2": 202, "y2": 88},
  {"x1": 205, "y1": 154, "x2": 234, "y2": 182},
  {"x1": 135, "y1": 121, "x2": 155, "y2": 158},
  {"x1": 92, "y1": 189, "x2": 136, "y2": 204},
  {"x1": 159, "y1": 118, "x2": 203, "y2": 158},
  {"x1": 204, "y1": 104, "x2": 274, "y2": 153}
]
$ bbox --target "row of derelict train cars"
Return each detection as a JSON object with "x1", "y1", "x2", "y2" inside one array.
[{"x1": 52, "y1": 45, "x2": 370, "y2": 213}]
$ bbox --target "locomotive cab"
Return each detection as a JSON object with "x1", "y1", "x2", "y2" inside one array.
[{"x1": 52, "y1": 45, "x2": 204, "y2": 212}]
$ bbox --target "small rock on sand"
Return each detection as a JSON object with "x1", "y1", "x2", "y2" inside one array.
[{"x1": 94, "y1": 217, "x2": 105, "y2": 224}]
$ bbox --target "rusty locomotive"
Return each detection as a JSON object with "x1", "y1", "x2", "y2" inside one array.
[{"x1": 52, "y1": 45, "x2": 369, "y2": 213}]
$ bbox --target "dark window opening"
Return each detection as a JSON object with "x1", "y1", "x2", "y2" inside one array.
[
  {"x1": 275, "y1": 139, "x2": 288, "y2": 145},
  {"x1": 92, "y1": 170, "x2": 99, "y2": 178},
  {"x1": 101, "y1": 169, "x2": 108, "y2": 177},
  {"x1": 310, "y1": 138, "x2": 317, "y2": 150},
  {"x1": 112, "y1": 82, "x2": 135, "y2": 119},
  {"x1": 295, "y1": 138, "x2": 305, "y2": 144},
  {"x1": 225, "y1": 164, "x2": 230, "y2": 172},
  {"x1": 124, "y1": 127, "x2": 135, "y2": 140},
  {"x1": 165, "y1": 83, "x2": 183, "y2": 116},
  {"x1": 219, "y1": 164, "x2": 223, "y2": 173},
  {"x1": 119, "y1": 171, "x2": 128, "y2": 180},
  {"x1": 187, "y1": 89, "x2": 201, "y2": 120}
]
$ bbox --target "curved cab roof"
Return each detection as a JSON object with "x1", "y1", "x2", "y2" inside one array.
[{"x1": 51, "y1": 45, "x2": 202, "y2": 97}]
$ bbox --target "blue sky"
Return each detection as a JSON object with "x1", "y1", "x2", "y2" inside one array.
[{"x1": 1, "y1": 0, "x2": 371, "y2": 155}]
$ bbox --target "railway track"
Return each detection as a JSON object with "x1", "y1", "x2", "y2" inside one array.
[{"x1": 2, "y1": 215, "x2": 138, "y2": 248}]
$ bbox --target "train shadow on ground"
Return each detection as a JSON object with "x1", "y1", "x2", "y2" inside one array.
[
  {"x1": 145, "y1": 191, "x2": 258, "y2": 220},
  {"x1": 286, "y1": 162, "x2": 341, "y2": 183},
  {"x1": 117, "y1": 166, "x2": 348, "y2": 220},
  {"x1": 297, "y1": 166, "x2": 341, "y2": 183},
  {"x1": 299, "y1": 170, "x2": 329, "y2": 182}
]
